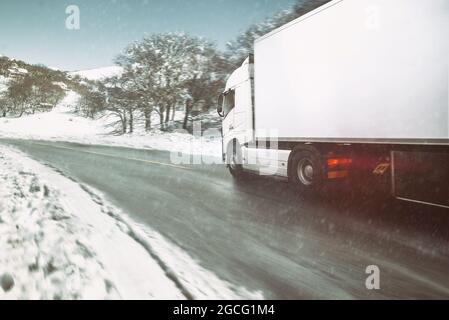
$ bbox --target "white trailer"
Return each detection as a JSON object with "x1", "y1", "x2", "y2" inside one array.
[{"x1": 218, "y1": 0, "x2": 449, "y2": 208}]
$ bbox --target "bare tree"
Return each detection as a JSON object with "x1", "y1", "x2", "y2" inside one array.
[
  {"x1": 103, "y1": 76, "x2": 139, "y2": 135},
  {"x1": 115, "y1": 33, "x2": 227, "y2": 132}
]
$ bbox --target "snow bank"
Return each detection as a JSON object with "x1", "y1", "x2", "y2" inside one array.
[
  {"x1": 90, "y1": 200, "x2": 264, "y2": 300},
  {"x1": 0, "y1": 146, "x2": 184, "y2": 300},
  {"x1": 0, "y1": 91, "x2": 222, "y2": 158},
  {"x1": 0, "y1": 92, "x2": 107, "y2": 140},
  {"x1": 0, "y1": 146, "x2": 262, "y2": 300}
]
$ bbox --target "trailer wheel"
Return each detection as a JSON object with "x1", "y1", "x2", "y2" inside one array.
[
  {"x1": 289, "y1": 146, "x2": 325, "y2": 195},
  {"x1": 227, "y1": 140, "x2": 244, "y2": 178}
]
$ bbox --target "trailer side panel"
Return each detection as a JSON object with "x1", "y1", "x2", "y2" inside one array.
[{"x1": 254, "y1": 0, "x2": 449, "y2": 143}]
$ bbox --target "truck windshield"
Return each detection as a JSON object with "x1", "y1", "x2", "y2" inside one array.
[{"x1": 223, "y1": 89, "x2": 235, "y2": 118}]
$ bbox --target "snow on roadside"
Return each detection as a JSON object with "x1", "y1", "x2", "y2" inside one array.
[
  {"x1": 0, "y1": 91, "x2": 222, "y2": 158},
  {"x1": 0, "y1": 146, "x2": 262, "y2": 300},
  {"x1": 90, "y1": 201, "x2": 264, "y2": 300},
  {"x1": 0, "y1": 145, "x2": 184, "y2": 300}
]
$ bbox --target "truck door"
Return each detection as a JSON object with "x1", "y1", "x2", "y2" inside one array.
[
  {"x1": 221, "y1": 89, "x2": 236, "y2": 139},
  {"x1": 233, "y1": 81, "x2": 253, "y2": 139}
]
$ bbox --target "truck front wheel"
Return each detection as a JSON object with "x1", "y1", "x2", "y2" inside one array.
[
  {"x1": 289, "y1": 146, "x2": 325, "y2": 195},
  {"x1": 227, "y1": 140, "x2": 244, "y2": 178}
]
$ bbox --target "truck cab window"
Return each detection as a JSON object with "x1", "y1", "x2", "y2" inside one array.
[{"x1": 223, "y1": 90, "x2": 235, "y2": 117}]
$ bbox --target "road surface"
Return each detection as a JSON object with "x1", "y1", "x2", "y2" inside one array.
[{"x1": 1, "y1": 138, "x2": 448, "y2": 299}]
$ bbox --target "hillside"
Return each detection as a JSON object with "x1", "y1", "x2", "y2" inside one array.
[
  {"x1": 70, "y1": 66, "x2": 124, "y2": 81},
  {"x1": 0, "y1": 55, "x2": 71, "y2": 88},
  {"x1": 0, "y1": 55, "x2": 81, "y2": 117}
]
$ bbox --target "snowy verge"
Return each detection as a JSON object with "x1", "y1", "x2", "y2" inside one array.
[
  {"x1": 0, "y1": 146, "x2": 262, "y2": 300},
  {"x1": 79, "y1": 188, "x2": 264, "y2": 300},
  {"x1": 0, "y1": 145, "x2": 184, "y2": 299}
]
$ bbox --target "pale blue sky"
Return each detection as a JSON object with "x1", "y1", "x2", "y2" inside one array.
[{"x1": 0, "y1": 0, "x2": 296, "y2": 71}]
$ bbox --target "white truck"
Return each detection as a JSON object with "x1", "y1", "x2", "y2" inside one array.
[{"x1": 218, "y1": 0, "x2": 449, "y2": 208}]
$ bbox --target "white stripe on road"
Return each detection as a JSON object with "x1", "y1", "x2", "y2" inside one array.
[{"x1": 34, "y1": 142, "x2": 192, "y2": 170}]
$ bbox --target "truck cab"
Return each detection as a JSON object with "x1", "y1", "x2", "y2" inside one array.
[
  {"x1": 218, "y1": 55, "x2": 291, "y2": 178},
  {"x1": 218, "y1": 55, "x2": 254, "y2": 168}
]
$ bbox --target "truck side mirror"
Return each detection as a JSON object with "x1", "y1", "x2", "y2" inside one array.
[{"x1": 217, "y1": 93, "x2": 224, "y2": 117}]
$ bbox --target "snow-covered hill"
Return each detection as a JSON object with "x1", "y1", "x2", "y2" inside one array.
[
  {"x1": 0, "y1": 57, "x2": 30, "y2": 93},
  {"x1": 70, "y1": 66, "x2": 123, "y2": 81},
  {"x1": 0, "y1": 55, "x2": 75, "y2": 112}
]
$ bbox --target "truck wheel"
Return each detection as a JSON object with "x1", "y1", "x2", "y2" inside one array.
[
  {"x1": 289, "y1": 146, "x2": 324, "y2": 195},
  {"x1": 227, "y1": 141, "x2": 244, "y2": 178}
]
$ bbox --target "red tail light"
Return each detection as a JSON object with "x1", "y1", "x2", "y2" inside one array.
[
  {"x1": 327, "y1": 170, "x2": 349, "y2": 179},
  {"x1": 327, "y1": 157, "x2": 352, "y2": 180},
  {"x1": 327, "y1": 158, "x2": 353, "y2": 168}
]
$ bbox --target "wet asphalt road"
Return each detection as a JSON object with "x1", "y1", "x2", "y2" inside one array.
[{"x1": 1, "y1": 138, "x2": 448, "y2": 299}]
